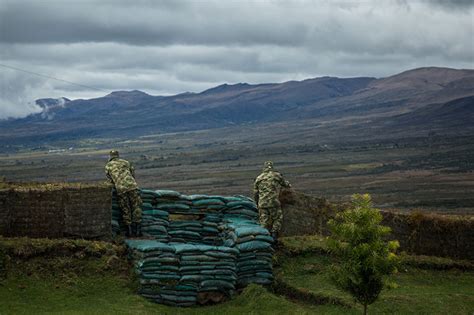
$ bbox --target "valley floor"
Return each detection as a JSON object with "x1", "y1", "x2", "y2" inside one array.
[{"x1": 1, "y1": 124, "x2": 474, "y2": 213}]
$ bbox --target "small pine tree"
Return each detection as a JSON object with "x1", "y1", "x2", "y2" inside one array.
[{"x1": 328, "y1": 194, "x2": 399, "y2": 315}]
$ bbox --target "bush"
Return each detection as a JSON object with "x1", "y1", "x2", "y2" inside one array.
[{"x1": 328, "y1": 194, "x2": 399, "y2": 315}]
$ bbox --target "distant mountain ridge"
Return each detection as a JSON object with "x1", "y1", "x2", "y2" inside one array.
[{"x1": 1, "y1": 67, "x2": 473, "y2": 145}]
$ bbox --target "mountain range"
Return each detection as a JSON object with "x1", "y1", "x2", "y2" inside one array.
[{"x1": 1, "y1": 67, "x2": 473, "y2": 146}]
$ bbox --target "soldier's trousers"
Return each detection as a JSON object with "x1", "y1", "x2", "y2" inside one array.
[
  {"x1": 259, "y1": 206, "x2": 283, "y2": 234},
  {"x1": 117, "y1": 189, "x2": 142, "y2": 226}
]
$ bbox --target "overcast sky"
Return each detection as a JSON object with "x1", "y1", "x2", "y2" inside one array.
[{"x1": 0, "y1": 0, "x2": 473, "y2": 119}]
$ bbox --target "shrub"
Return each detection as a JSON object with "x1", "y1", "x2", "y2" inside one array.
[{"x1": 328, "y1": 194, "x2": 399, "y2": 315}]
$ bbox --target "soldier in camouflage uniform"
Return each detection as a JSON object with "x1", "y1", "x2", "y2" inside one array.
[
  {"x1": 253, "y1": 161, "x2": 291, "y2": 240},
  {"x1": 105, "y1": 150, "x2": 142, "y2": 236}
]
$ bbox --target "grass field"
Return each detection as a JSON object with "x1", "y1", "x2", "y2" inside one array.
[
  {"x1": 1, "y1": 236, "x2": 473, "y2": 314},
  {"x1": 1, "y1": 122, "x2": 473, "y2": 213}
]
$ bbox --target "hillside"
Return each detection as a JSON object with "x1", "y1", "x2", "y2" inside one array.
[{"x1": 1, "y1": 67, "x2": 472, "y2": 146}]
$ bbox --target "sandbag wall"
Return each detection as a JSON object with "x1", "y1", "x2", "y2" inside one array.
[{"x1": 112, "y1": 189, "x2": 274, "y2": 306}]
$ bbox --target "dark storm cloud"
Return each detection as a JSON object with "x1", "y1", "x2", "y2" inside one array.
[
  {"x1": 0, "y1": 0, "x2": 473, "y2": 119},
  {"x1": 427, "y1": 0, "x2": 474, "y2": 10},
  {"x1": 0, "y1": 1, "x2": 309, "y2": 46}
]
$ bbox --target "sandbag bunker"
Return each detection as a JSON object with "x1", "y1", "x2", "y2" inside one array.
[{"x1": 112, "y1": 189, "x2": 274, "y2": 306}]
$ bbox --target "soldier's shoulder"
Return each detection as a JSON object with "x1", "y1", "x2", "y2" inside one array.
[
  {"x1": 270, "y1": 170, "x2": 283, "y2": 177},
  {"x1": 120, "y1": 158, "x2": 131, "y2": 165}
]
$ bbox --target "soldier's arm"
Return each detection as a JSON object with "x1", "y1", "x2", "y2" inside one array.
[
  {"x1": 253, "y1": 179, "x2": 259, "y2": 204},
  {"x1": 130, "y1": 162, "x2": 136, "y2": 178},
  {"x1": 105, "y1": 167, "x2": 113, "y2": 184},
  {"x1": 279, "y1": 173, "x2": 291, "y2": 188}
]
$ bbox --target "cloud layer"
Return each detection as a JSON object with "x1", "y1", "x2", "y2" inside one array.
[{"x1": 1, "y1": 0, "x2": 473, "y2": 118}]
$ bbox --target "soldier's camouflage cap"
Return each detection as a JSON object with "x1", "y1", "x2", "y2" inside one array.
[
  {"x1": 109, "y1": 150, "x2": 119, "y2": 158},
  {"x1": 263, "y1": 160, "x2": 273, "y2": 170}
]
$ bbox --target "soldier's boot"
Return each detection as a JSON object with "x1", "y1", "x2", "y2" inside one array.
[
  {"x1": 271, "y1": 231, "x2": 278, "y2": 241},
  {"x1": 271, "y1": 231, "x2": 280, "y2": 248},
  {"x1": 134, "y1": 223, "x2": 142, "y2": 237},
  {"x1": 125, "y1": 225, "x2": 132, "y2": 237}
]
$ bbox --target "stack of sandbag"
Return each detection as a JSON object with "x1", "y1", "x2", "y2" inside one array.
[
  {"x1": 168, "y1": 220, "x2": 203, "y2": 243},
  {"x1": 222, "y1": 217, "x2": 274, "y2": 286},
  {"x1": 125, "y1": 240, "x2": 239, "y2": 306},
  {"x1": 115, "y1": 189, "x2": 275, "y2": 306},
  {"x1": 125, "y1": 239, "x2": 196, "y2": 306},
  {"x1": 140, "y1": 204, "x2": 170, "y2": 242},
  {"x1": 175, "y1": 243, "x2": 238, "y2": 295},
  {"x1": 167, "y1": 217, "x2": 222, "y2": 245},
  {"x1": 187, "y1": 195, "x2": 226, "y2": 214},
  {"x1": 222, "y1": 196, "x2": 259, "y2": 220},
  {"x1": 201, "y1": 213, "x2": 223, "y2": 245}
]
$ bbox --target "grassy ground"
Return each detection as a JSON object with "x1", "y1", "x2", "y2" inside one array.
[
  {"x1": 277, "y1": 254, "x2": 474, "y2": 314},
  {"x1": 0, "y1": 237, "x2": 323, "y2": 315},
  {"x1": 1, "y1": 236, "x2": 474, "y2": 314},
  {"x1": 1, "y1": 123, "x2": 473, "y2": 213}
]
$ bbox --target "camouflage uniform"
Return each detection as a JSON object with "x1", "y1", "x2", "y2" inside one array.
[
  {"x1": 105, "y1": 153, "x2": 142, "y2": 226},
  {"x1": 253, "y1": 161, "x2": 291, "y2": 235}
]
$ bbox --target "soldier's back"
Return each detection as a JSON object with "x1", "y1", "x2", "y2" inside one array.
[
  {"x1": 105, "y1": 158, "x2": 138, "y2": 193},
  {"x1": 255, "y1": 170, "x2": 284, "y2": 207}
]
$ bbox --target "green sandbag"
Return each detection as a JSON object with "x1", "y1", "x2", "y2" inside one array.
[
  {"x1": 155, "y1": 190, "x2": 181, "y2": 198},
  {"x1": 200, "y1": 269, "x2": 235, "y2": 276},
  {"x1": 141, "y1": 189, "x2": 159, "y2": 195},
  {"x1": 233, "y1": 226, "x2": 269, "y2": 237},
  {"x1": 155, "y1": 203, "x2": 190, "y2": 210},
  {"x1": 181, "y1": 194, "x2": 209, "y2": 201},
  {"x1": 237, "y1": 260, "x2": 271, "y2": 268},
  {"x1": 169, "y1": 231, "x2": 201, "y2": 239},
  {"x1": 125, "y1": 240, "x2": 175, "y2": 253},
  {"x1": 141, "y1": 273, "x2": 180, "y2": 280},
  {"x1": 204, "y1": 251, "x2": 236, "y2": 259},
  {"x1": 225, "y1": 209, "x2": 259, "y2": 218},
  {"x1": 139, "y1": 257, "x2": 179, "y2": 265},
  {"x1": 236, "y1": 241, "x2": 273, "y2": 252},
  {"x1": 181, "y1": 255, "x2": 218, "y2": 262},
  {"x1": 142, "y1": 209, "x2": 169, "y2": 217},
  {"x1": 200, "y1": 280, "x2": 235, "y2": 290},
  {"x1": 141, "y1": 218, "x2": 169, "y2": 226},
  {"x1": 142, "y1": 202, "x2": 153, "y2": 210},
  {"x1": 226, "y1": 200, "x2": 257, "y2": 209},
  {"x1": 256, "y1": 272, "x2": 273, "y2": 278},
  {"x1": 169, "y1": 221, "x2": 202, "y2": 228},
  {"x1": 235, "y1": 234, "x2": 273, "y2": 244},
  {"x1": 193, "y1": 199, "x2": 225, "y2": 207},
  {"x1": 223, "y1": 196, "x2": 246, "y2": 202},
  {"x1": 223, "y1": 217, "x2": 256, "y2": 225},
  {"x1": 142, "y1": 226, "x2": 168, "y2": 232},
  {"x1": 238, "y1": 265, "x2": 270, "y2": 273},
  {"x1": 180, "y1": 275, "x2": 207, "y2": 282},
  {"x1": 198, "y1": 205, "x2": 223, "y2": 211},
  {"x1": 235, "y1": 195, "x2": 255, "y2": 202},
  {"x1": 140, "y1": 266, "x2": 179, "y2": 273},
  {"x1": 214, "y1": 274, "x2": 238, "y2": 281}
]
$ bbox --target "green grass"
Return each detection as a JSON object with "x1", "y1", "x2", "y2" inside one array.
[
  {"x1": 277, "y1": 253, "x2": 474, "y2": 314},
  {"x1": 0, "y1": 263, "x2": 324, "y2": 315},
  {"x1": 1, "y1": 236, "x2": 474, "y2": 314},
  {"x1": 0, "y1": 237, "x2": 323, "y2": 315}
]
